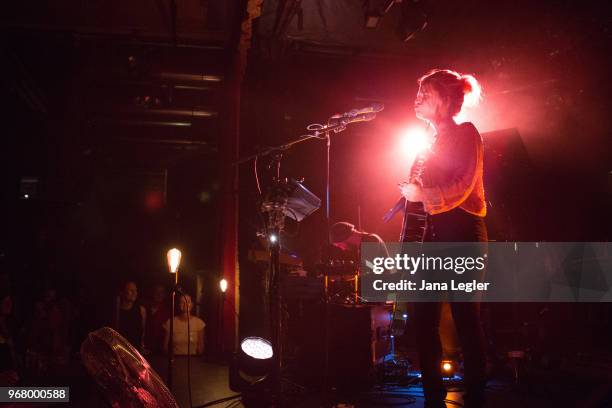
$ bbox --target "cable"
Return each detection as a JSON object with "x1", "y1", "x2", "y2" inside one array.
[
  {"x1": 254, "y1": 156, "x2": 262, "y2": 195},
  {"x1": 224, "y1": 399, "x2": 242, "y2": 408},
  {"x1": 184, "y1": 300, "x2": 193, "y2": 407}
]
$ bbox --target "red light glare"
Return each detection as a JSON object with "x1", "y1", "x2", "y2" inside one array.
[
  {"x1": 144, "y1": 190, "x2": 163, "y2": 212},
  {"x1": 398, "y1": 127, "x2": 430, "y2": 158}
]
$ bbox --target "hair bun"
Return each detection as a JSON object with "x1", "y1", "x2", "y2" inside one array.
[
  {"x1": 462, "y1": 77, "x2": 473, "y2": 94},
  {"x1": 460, "y1": 74, "x2": 482, "y2": 108}
]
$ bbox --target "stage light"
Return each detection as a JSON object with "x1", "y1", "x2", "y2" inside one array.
[
  {"x1": 402, "y1": 313, "x2": 408, "y2": 319},
  {"x1": 399, "y1": 127, "x2": 431, "y2": 157},
  {"x1": 19, "y1": 176, "x2": 38, "y2": 200},
  {"x1": 166, "y1": 248, "x2": 182, "y2": 273},
  {"x1": 364, "y1": 0, "x2": 395, "y2": 29},
  {"x1": 441, "y1": 359, "x2": 455, "y2": 377},
  {"x1": 269, "y1": 234, "x2": 278, "y2": 244},
  {"x1": 240, "y1": 337, "x2": 273, "y2": 360},
  {"x1": 219, "y1": 278, "x2": 228, "y2": 293},
  {"x1": 230, "y1": 337, "x2": 274, "y2": 395}
]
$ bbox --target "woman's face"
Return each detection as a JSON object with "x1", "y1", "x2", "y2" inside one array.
[
  {"x1": 414, "y1": 83, "x2": 448, "y2": 122},
  {"x1": 122, "y1": 282, "x2": 138, "y2": 302},
  {"x1": 179, "y1": 295, "x2": 192, "y2": 314}
]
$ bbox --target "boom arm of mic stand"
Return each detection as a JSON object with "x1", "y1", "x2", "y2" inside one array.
[{"x1": 233, "y1": 122, "x2": 352, "y2": 166}]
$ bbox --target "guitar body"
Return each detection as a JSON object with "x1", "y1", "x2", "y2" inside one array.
[
  {"x1": 382, "y1": 151, "x2": 429, "y2": 243},
  {"x1": 400, "y1": 200, "x2": 427, "y2": 242}
]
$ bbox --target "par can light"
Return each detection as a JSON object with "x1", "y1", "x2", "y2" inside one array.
[{"x1": 240, "y1": 337, "x2": 273, "y2": 360}]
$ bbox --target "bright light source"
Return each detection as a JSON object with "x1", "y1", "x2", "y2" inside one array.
[
  {"x1": 241, "y1": 337, "x2": 273, "y2": 360},
  {"x1": 399, "y1": 127, "x2": 431, "y2": 158},
  {"x1": 454, "y1": 109, "x2": 468, "y2": 123},
  {"x1": 269, "y1": 234, "x2": 278, "y2": 243},
  {"x1": 441, "y1": 360, "x2": 455, "y2": 376},
  {"x1": 23, "y1": 194, "x2": 29, "y2": 199},
  {"x1": 219, "y1": 278, "x2": 228, "y2": 293},
  {"x1": 166, "y1": 248, "x2": 182, "y2": 273},
  {"x1": 402, "y1": 313, "x2": 408, "y2": 319}
]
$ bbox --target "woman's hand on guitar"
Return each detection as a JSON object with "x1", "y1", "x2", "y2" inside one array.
[{"x1": 398, "y1": 182, "x2": 423, "y2": 202}]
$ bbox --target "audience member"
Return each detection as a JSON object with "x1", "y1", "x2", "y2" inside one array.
[
  {"x1": 144, "y1": 284, "x2": 171, "y2": 354},
  {"x1": 25, "y1": 298, "x2": 70, "y2": 378},
  {"x1": 163, "y1": 294, "x2": 205, "y2": 355},
  {"x1": 115, "y1": 281, "x2": 146, "y2": 352}
]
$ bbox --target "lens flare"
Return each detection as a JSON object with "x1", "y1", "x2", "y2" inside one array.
[{"x1": 399, "y1": 127, "x2": 431, "y2": 158}]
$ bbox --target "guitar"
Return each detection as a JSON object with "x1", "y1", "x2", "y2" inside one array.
[{"x1": 383, "y1": 150, "x2": 428, "y2": 243}]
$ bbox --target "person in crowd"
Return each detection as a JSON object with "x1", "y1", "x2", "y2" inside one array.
[
  {"x1": 115, "y1": 281, "x2": 146, "y2": 352},
  {"x1": 25, "y1": 290, "x2": 71, "y2": 378},
  {"x1": 144, "y1": 284, "x2": 171, "y2": 354},
  {"x1": 163, "y1": 294, "x2": 205, "y2": 356},
  {"x1": 42, "y1": 287, "x2": 57, "y2": 306}
]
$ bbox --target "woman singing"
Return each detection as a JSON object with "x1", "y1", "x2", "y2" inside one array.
[{"x1": 399, "y1": 69, "x2": 487, "y2": 408}]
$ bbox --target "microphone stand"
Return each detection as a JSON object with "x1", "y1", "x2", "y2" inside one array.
[
  {"x1": 234, "y1": 114, "x2": 376, "y2": 404},
  {"x1": 168, "y1": 280, "x2": 182, "y2": 391},
  {"x1": 233, "y1": 119, "x2": 350, "y2": 166},
  {"x1": 323, "y1": 129, "x2": 331, "y2": 391}
]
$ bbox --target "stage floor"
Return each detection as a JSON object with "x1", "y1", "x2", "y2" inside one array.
[
  {"x1": 58, "y1": 355, "x2": 591, "y2": 407},
  {"x1": 147, "y1": 357, "x2": 559, "y2": 408}
]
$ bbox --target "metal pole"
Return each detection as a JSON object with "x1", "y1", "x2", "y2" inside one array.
[
  {"x1": 168, "y1": 271, "x2": 178, "y2": 389},
  {"x1": 323, "y1": 132, "x2": 331, "y2": 389}
]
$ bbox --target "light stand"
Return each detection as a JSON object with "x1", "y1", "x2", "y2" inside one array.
[
  {"x1": 219, "y1": 278, "x2": 228, "y2": 355},
  {"x1": 260, "y1": 154, "x2": 288, "y2": 400},
  {"x1": 166, "y1": 248, "x2": 182, "y2": 391}
]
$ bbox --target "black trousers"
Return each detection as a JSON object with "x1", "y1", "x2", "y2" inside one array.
[{"x1": 416, "y1": 207, "x2": 487, "y2": 408}]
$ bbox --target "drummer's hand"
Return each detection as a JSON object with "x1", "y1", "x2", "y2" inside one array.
[{"x1": 398, "y1": 182, "x2": 423, "y2": 202}]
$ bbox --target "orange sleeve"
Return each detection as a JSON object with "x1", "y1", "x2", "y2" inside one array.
[{"x1": 420, "y1": 126, "x2": 482, "y2": 215}]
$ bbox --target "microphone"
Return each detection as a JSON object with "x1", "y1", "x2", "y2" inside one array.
[
  {"x1": 334, "y1": 103, "x2": 384, "y2": 118},
  {"x1": 329, "y1": 112, "x2": 377, "y2": 126}
]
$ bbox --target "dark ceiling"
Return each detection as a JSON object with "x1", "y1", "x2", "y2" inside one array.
[{"x1": 0, "y1": 1, "x2": 243, "y2": 292}]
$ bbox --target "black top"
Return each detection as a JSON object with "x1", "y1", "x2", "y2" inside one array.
[{"x1": 118, "y1": 304, "x2": 143, "y2": 350}]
